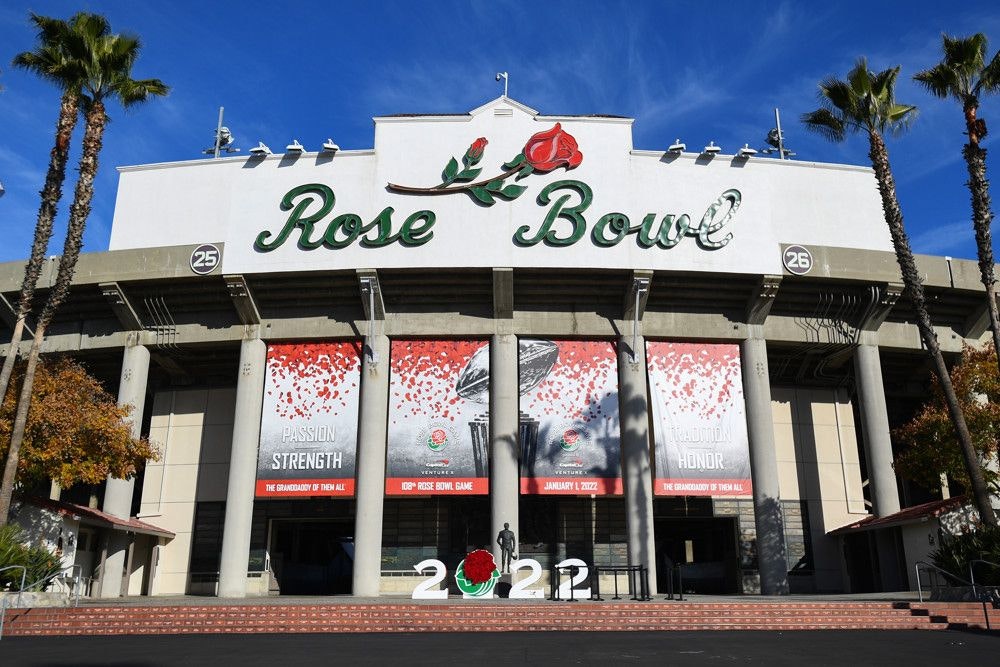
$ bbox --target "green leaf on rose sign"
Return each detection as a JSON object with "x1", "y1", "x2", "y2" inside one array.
[
  {"x1": 469, "y1": 186, "x2": 495, "y2": 205},
  {"x1": 502, "y1": 153, "x2": 526, "y2": 170},
  {"x1": 515, "y1": 164, "x2": 534, "y2": 181},
  {"x1": 499, "y1": 184, "x2": 527, "y2": 199},
  {"x1": 456, "y1": 167, "x2": 482, "y2": 181},
  {"x1": 485, "y1": 179, "x2": 504, "y2": 192},
  {"x1": 442, "y1": 157, "x2": 459, "y2": 183}
]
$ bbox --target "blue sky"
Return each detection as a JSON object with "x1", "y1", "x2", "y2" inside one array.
[{"x1": 0, "y1": 0, "x2": 999, "y2": 263}]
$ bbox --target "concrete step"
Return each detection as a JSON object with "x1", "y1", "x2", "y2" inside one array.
[{"x1": 2, "y1": 601, "x2": 985, "y2": 636}]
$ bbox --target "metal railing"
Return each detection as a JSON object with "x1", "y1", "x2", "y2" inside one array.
[
  {"x1": 968, "y1": 559, "x2": 1000, "y2": 600},
  {"x1": 0, "y1": 565, "x2": 28, "y2": 641},
  {"x1": 22, "y1": 564, "x2": 82, "y2": 607},
  {"x1": 590, "y1": 565, "x2": 651, "y2": 601},
  {"x1": 914, "y1": 561, "x2": 972, "y2": 603}
]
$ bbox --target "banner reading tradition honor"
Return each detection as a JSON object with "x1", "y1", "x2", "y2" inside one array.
[
  {"x1": 647, "y1": 342, "x2": 752, "y2": 496},
  {"x1": 386, "y1": 339, "x2": 490, "y2": 495},
  {"x1": 519, "y1": 339, "x2": 622, "y2": 495},
  {"x1": 256, "y1": 342, "x2": 361, "y2": 497}
]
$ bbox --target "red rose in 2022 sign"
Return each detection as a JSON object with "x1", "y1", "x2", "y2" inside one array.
[
  {"x1": 522, "y1": 123, "x2": 583, "y2": 172},
  {"x1": 463, "y1": 549, "x2": 497, "y2": 585}
]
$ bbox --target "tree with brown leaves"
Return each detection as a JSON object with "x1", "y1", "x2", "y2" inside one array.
[
  {"x1": 0, "y1": 357, "x2": 157, "y2": 500},
  {"x1": 895, "y1": 345, "x2": 999, "y2": 496}
]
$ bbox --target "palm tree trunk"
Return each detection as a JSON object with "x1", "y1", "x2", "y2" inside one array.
[
  {"x1": 868, "y1": 129, "x2": 997, "y2": 526},
  {"x1": 0, "y1": 103, "x2": 106, "y2": 526},
  {"x1": 0, "y1": 90, "x2": 79, "y2": 402},
  {"x1": 0, "y1": 325, "x2": 45, "y2": 526},
  {"x1": 962, "y1": 139, "x2": 1000, "y2": 374},
  {"x1": 39, "y1": 101, "x2": 106, "y2": 325}
]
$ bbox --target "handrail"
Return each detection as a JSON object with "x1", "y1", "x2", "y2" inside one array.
[
  {"x1": 0, "y1": 565, "x2": 27, "y2": 641},
  {"x1": 914, "y1": 561, "x2": 972, "y2": 603},
  {"x1": 0, "y1": 565, "x2": 27, "y2": 608},
  {"x1": 968, "y1": 558, "x2": 1000, "y2": 599},
  {"x1": 23, "y1": 564, "x2": 83, "y2": 607}
]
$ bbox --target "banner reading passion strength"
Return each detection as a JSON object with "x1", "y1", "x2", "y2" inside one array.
[
  {"x1": 256, "y1": 342, "x2": 361, "y2": 497},
  {"x1": 386, "y1": 339, "x2": 490, "y2": 495},
  {"x1": 519, "y1": 339, "x2": 622, "y2": 495},
  {"x1": 647, "y1": 341, "x2": 752, "y2": 496}
]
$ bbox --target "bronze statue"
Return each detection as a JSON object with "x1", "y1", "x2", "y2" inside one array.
[{"x1": 496, "y1": 522, "x2": 516, "y2": 573}]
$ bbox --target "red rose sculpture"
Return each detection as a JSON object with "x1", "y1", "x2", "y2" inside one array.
[
  {"x1": 386, "y1": 124, "x2": 584, "y2": 205},
  {"x1": 463, "y1": 548, "x2": 497, "y2": 585},
  {"x1": 464, "y1": 137, "x2": 488, "y2": 165},
  {"x1": 522, "y1": 123, "x2": 583, "y2": 172}
]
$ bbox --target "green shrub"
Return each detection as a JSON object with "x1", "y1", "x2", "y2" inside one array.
[
  {"x1": 931, "y1": 525, "x2": 1000, "y2": 586},
  {"x1": 0, "y1": 524, "x2": 62, "y2": 591}
]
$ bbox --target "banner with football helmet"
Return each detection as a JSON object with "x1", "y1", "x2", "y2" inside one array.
[
  {"x1": 385, "y1": 339, "x2": 491, "y2": 495},
  {"x1": 256, "y1": 342, "x2": 362, "y2": 497},
  {"x1": 519, "y1": 339, "x2": 622, "y2": 495},
  {"x1": 646, "y1": 341, "x2": 752, "y2": 496}
]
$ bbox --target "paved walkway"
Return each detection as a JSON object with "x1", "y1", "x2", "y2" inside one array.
[{"x1": 2, "y1": 629, "x2": 997, "y2": 666}]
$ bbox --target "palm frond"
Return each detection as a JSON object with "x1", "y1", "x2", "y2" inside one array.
[
  {"x1": 847, "y1": 57, "x2": 871, "y2": 97},
  {"x1": 977, "y1": 47, "x2": 1000, "y2": 95},
  {"x1": 913, "y1": 63, "x2": 958, "y2": 99},
  {"x1": 801, "y1": 108, "x2": 847, "y2": 142},
  {"x1": 884, "y1": 104, "x2": 918, "y2": 137}
]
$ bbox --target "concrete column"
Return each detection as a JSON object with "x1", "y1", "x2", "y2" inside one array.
[
  {"x1": 741, "y1": 333, "x2": 789, "y2": 595},
  {"x1": 99, "y1": 343, "x2": 150, "y2": 598},
  {"x1": 854, "y1": 341, "x2": 900, "y2": 517},
  {"x1": 218, "y1": 338, "x2": 267, "y2": 598},
  {"x1": 490, "y1": 334, "x2": 519, "y2": 569},
  {"x1": 617, "y1": 336, "x2": 657, "y2": 594},
  {"x1": 352, "y1": 334, "x2": 390, "y2": 597}
]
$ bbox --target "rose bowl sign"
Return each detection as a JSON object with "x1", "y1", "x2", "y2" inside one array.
[{"x1": 114, "y1": 97, "x2": 894, "y2": 276}]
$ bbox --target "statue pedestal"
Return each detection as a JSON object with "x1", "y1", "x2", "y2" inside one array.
[{"x1": 497, "y1": 574, "x2": 513, "y2": 598}]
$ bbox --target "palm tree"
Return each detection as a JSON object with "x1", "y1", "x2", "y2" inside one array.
[
  {"x1": 802, "y1": 58, "x2": 997, "y2": 527},
  {"x1": 0, "y1": 14, "x2": 168, "y2": 526},
  {"x1": 0, "y1": 13, "x2": 89, "y2": 413},
  {"x1": 914, "y1": 34, "x2": 1000, "y2": 373}
]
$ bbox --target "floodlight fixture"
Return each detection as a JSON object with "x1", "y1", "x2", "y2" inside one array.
[
  {"x1": 702, "y1": 141, "x2": 721, "y2": 155},
  {"x1": 249, "y1": 141, "x2": 272, "y2": 156},
  {"x1": 667, "y1": 139, "x2": 686, "y2": 154},
  {"x1": 738, "y1": 144, "x2": 757, "y2": 158},
  {"x1": 322, "y1": 139, "x2": 340, "y2": 152},
  {"x1": 286, "y1": 139, "x2": 305, "y2": 154}
]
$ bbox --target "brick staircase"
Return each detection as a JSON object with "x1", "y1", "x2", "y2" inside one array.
[{"x1": 4, "y1": 601, "x2": 998, "y2": 635}]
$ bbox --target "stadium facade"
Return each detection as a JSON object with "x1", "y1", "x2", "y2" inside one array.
[{"x1": 2, "y1": 96, "x2": 990, "y2": 599}]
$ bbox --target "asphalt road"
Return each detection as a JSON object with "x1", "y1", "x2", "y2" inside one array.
[{"x1": 2, "y1": 630, "x2": 997, "y2": 666}]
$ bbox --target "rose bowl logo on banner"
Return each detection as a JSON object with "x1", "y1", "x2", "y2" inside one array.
[
  {"x1": 559, "y1": 426, "x2": 586, "y2": 452},
  {"x1": 419, "y1": 422, "x2": 459, "y2": 454},
  {"x1": 551, "y1": 421, "x2": 592, "y2": 458}
]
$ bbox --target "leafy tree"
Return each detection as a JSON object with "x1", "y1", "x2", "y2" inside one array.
[
  {"x1": 0, "y1": 357, "x2": 157, "y2": 492},
  {"x1": 915, "y1": 34, "x2": 1000, "y2": 373},
  {"x1": 895, "y1": 345, "x2": 1000, "y2": 495},
  {"x1": 0, "y1": 13, "x2": 168, "y2": 526},
  {"x1": 0, "y1": 13, "x2": 90, "y2": 404},
  {"x1": 802, "y1": 58, "x2": 997, "y2": 526}
]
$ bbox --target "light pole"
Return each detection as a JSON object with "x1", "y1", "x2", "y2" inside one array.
[{"x1": 203, "y1": 106, "x2": 240, "y2": 158}]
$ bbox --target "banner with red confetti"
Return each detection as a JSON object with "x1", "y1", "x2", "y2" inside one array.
[
  {"x1": 256, "y1": 342, "x2": 362, "y2": 497},
  {"x1": 518, "y1": 339, "x2": 622, "y2": 495},
  {"x1": 386, "y1": 339, "x2": 490, "y2": 495},
  {"x1": 646, "y1": 341, "x2": 752, "y2": 497}
]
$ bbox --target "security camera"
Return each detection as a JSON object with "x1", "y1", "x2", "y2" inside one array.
[{"x1": 496, "y1": 73, "x2": 502, "y2": 81}]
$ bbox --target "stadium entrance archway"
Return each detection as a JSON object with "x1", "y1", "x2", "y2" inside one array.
[
  {"x1": 655, "y1": 516, "x2": 740, "y2": 594},
  {"x1": 268, "y1": 518, "x2": 354, "y2": 595}
]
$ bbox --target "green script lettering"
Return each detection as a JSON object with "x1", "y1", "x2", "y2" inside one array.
[
  {"x1": 515, "y1": 180, "x2": 592, "y2": 246},
  {"x1": 255, "y1": 184, "x2": 435, "y2": 252}
]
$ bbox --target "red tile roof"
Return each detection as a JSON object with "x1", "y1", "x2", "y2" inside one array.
[
  {"x1": 22, "y1": 496, "x2": 175, "y2": 539},
  {"x1": 828, "y1": 496, "x2": 967, "y2": 536}
]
